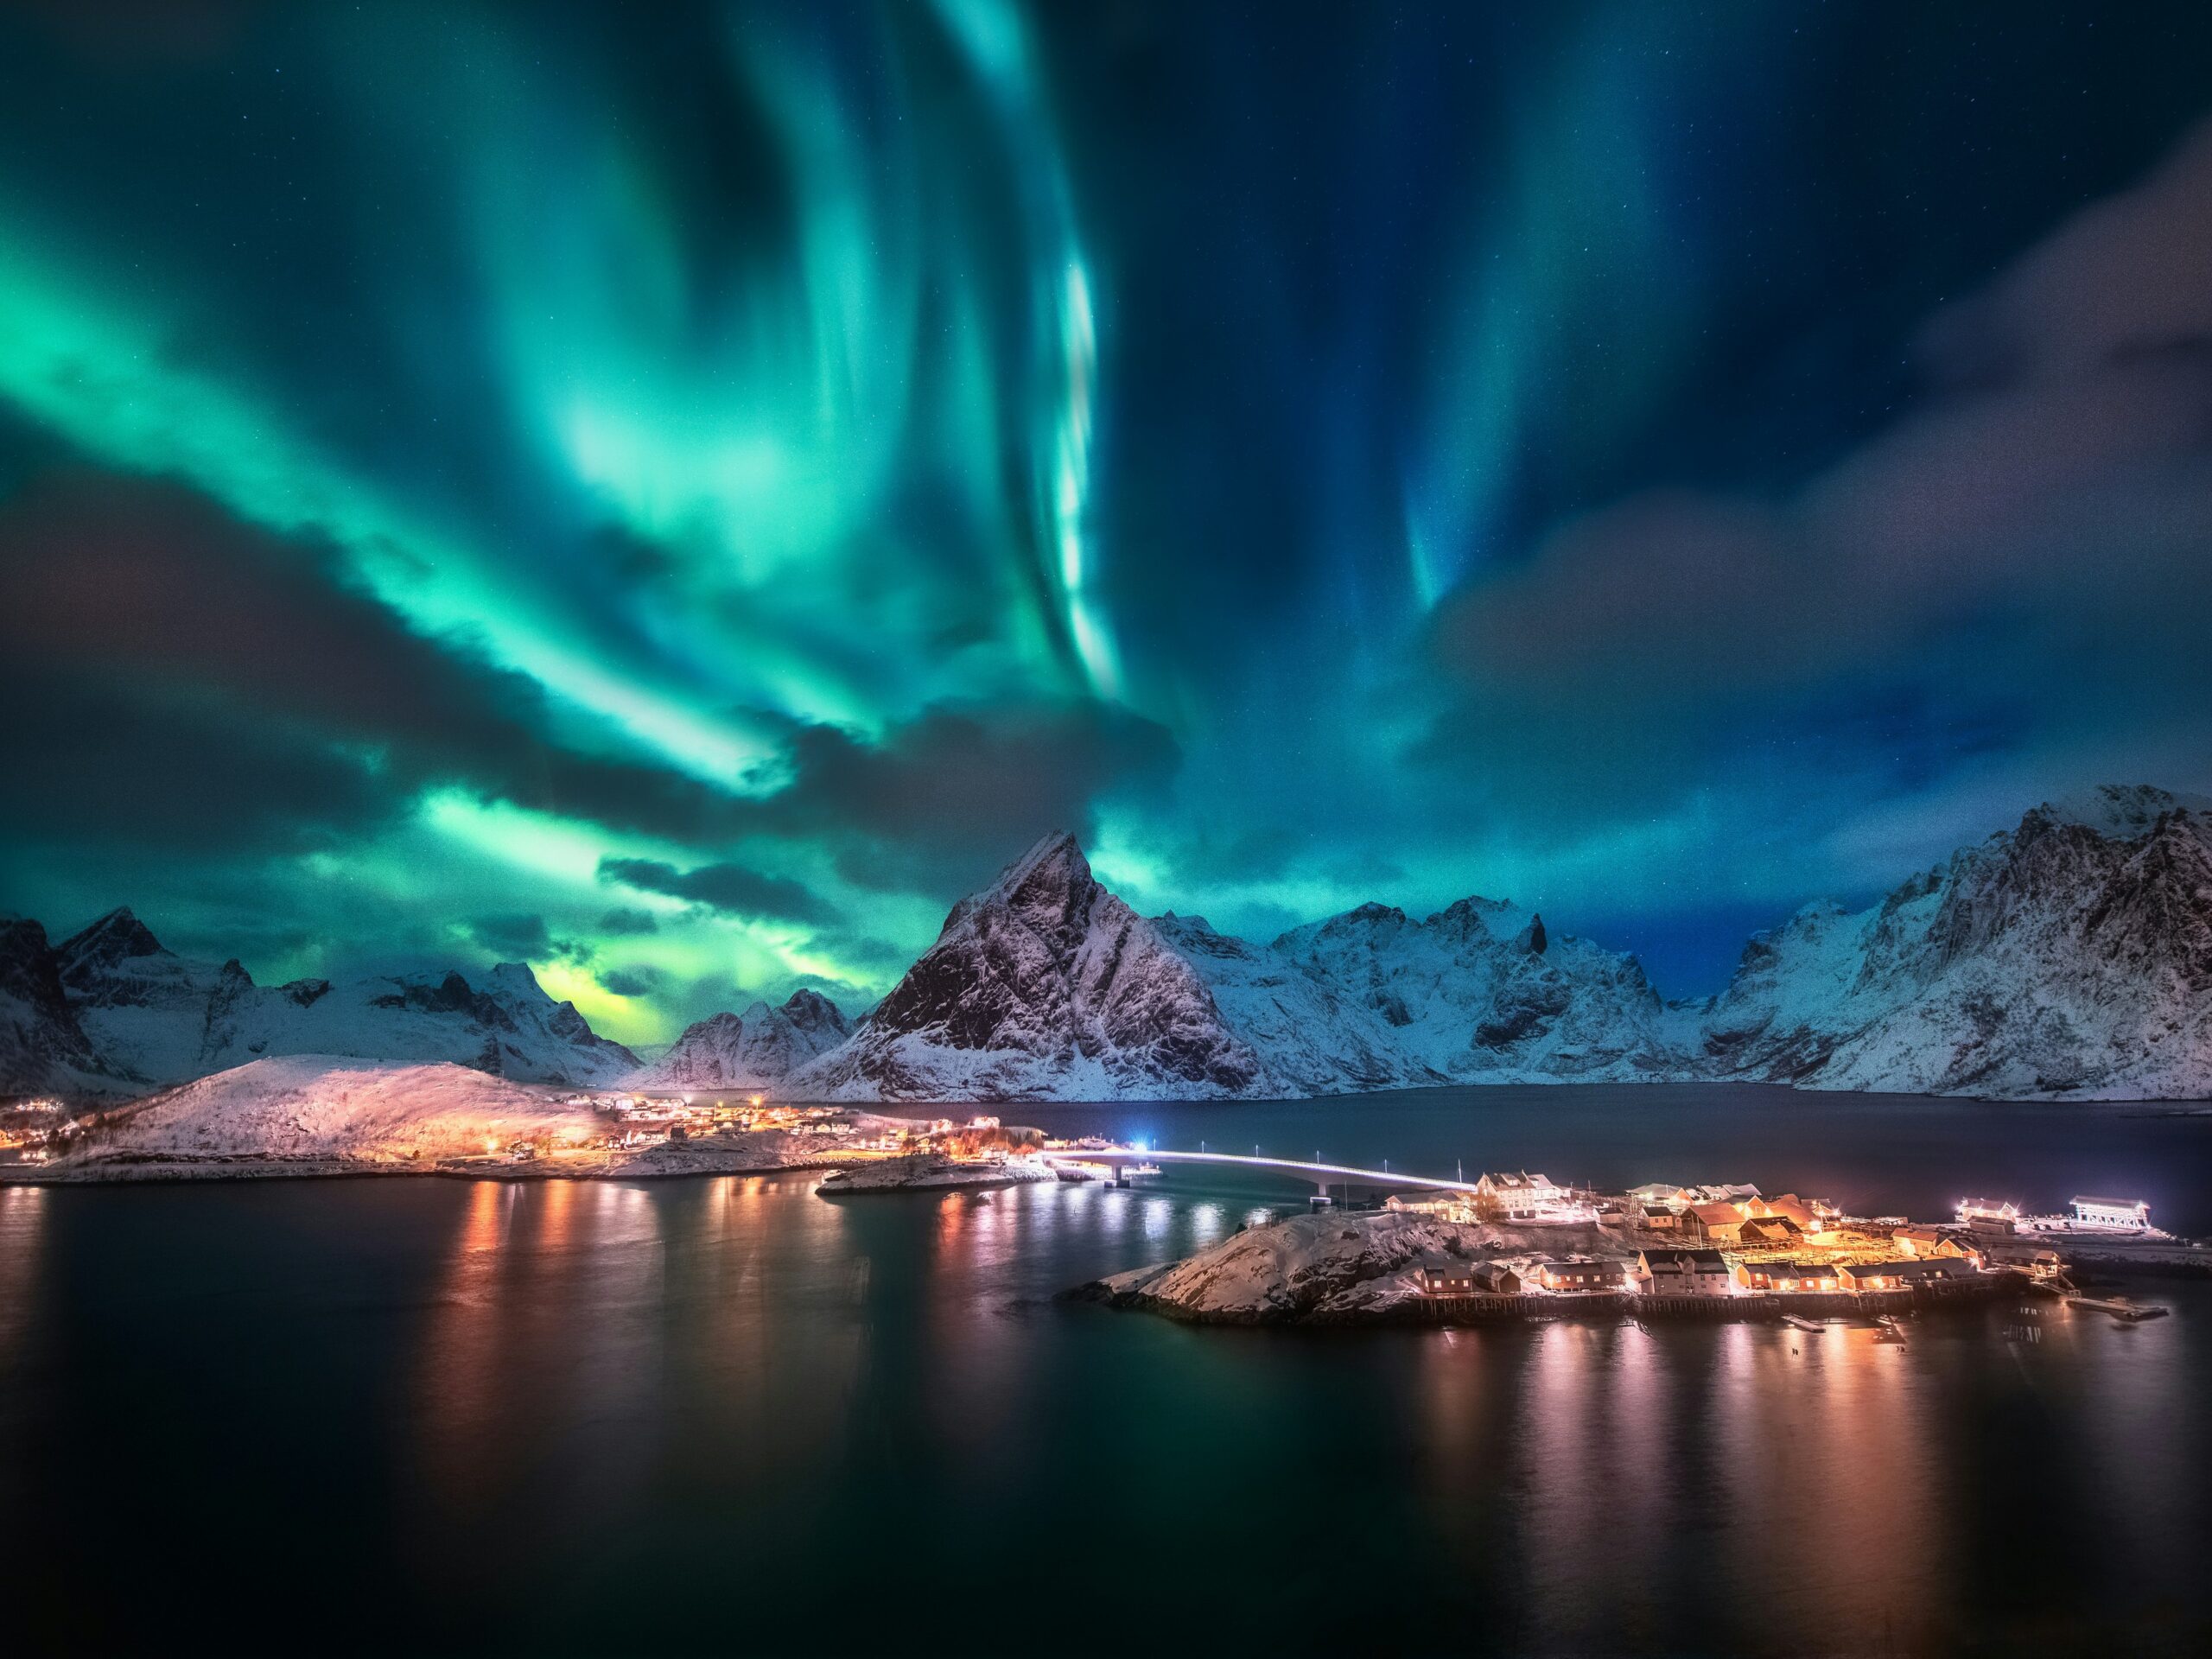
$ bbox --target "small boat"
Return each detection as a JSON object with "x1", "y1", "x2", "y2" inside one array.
[
  {"x1": 1872, "y1": 1314, "x2": 1907, "y2": 1344},
  {"x1": 1782, "y1": 1314, "x2": 1826, "y2": 1333}
]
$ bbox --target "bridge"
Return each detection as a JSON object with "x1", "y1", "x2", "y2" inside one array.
[{"x1": 1039, "y1": 1146, "x2": 1473, "y2": 1195}]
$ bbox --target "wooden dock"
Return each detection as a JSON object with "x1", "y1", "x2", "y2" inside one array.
[{"x1": 2062, "y1": 1294, "x2": 2170, "y2": 1322}]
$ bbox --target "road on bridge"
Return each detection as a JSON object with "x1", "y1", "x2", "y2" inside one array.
[{"x1": 1039, "y1": 1147, "x2": 1470, "y2": 1192}]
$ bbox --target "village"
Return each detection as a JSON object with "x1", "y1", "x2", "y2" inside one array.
[{"x1": 1381, "y1": 1169, "x2": 2164, "y2": 1305}]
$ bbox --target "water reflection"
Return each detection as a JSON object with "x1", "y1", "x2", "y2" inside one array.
[
  {"x1": 0, "y1": 1185, "x2": 46, "y2": 1365},
  {"x1": 10, "y1": 1163, "x2": 2203, "y2": 1654},
  {"x1": 0, "y1": 1183, "x2": 48, "y2": 1523},
  {"x1": 1710, "y1": 1325, "x2": 1945, "y2": 1653},
  {"x1": 408, "y1": 1179, "x2": 669, "y2": 1562}
]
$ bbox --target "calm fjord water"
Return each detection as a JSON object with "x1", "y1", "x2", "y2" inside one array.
[{"x1": 3, "y1": 1084, "x2": 2209, "y2": 1656}]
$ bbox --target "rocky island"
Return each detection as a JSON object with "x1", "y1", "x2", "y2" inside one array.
[{"x1": 1069, "y1": 1196, "x2": 2071, "y2": 1327}]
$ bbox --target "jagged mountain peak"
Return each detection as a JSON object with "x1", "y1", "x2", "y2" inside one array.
[
  {"x1": 2031, "y1": 783, "x2": 2211, "y2": 841},
  {"x1": 484, "y1": 962, "x2": 549, "y2": 1002},
  {"x1": 779, "y1": 987, "x2": 848, "y2": 1033},
  {"x1": 785, "y1": 834, "x2": 1262, "y2": 1101},
  {"x1": 1424, "y1": 894, "x2": 1537, "y2": 950},
  {"x1": 632, "y1": 988, "x2": 850, "y2": 1090},
  {"x1": 59, "y1": 906, "x2": 168, "y2": 969}
]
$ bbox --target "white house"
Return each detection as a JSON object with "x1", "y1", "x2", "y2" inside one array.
[
  {"x1": 1635, "y1": 1249, "x2": 1732, "y2": 1296},
  {"x1": 1474, "y1": 1171, "x2": 1566, "y2": 1217}
]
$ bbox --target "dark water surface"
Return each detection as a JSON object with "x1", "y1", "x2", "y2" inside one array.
[{"x1": 3, "y1": 1084, "x2": 2209, "y2": 1656}]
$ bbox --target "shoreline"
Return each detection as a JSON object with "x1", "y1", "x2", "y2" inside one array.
[
  {"x1": 1064, "y1": 1270, "x2": 2032, "y2": 1327},
  {"x1": 0, "y1": 1151, "x2": 861, "y2": 1188}
]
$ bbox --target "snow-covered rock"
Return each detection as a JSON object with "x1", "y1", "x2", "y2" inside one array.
[
  {"x1": 785, "y1": 834, "x2": 1265, "y2": 1101},
  {"x1": 3, "y1": 908, "x2": 636, "y2": 1096},
  {"x1": 1086, "y1": 1210, "x2": 1628, "y2": 1323},
  {"x1": 1703, "y1": 785, "x2": 2212, "y2": 1098},
  {"x1": 62, "y1": 1056, "x2": 601, "y2": 1165},
  {"x1": 632, "y1": 989, "x2": 849, "y2": 1090}
]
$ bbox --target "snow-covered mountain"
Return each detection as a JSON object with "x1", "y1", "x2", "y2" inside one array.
[
  {"x1": 1273, "y1": 897, "x2": 1694, "y2": 1083},
  {"x1": 774, "y1": 790, "x2": 2212, "y2": 1103},
  {"x1": 1149, "y1": 912, "x2": 1434, "y2": 1094},
  {"x1": 1702, "y1": 785, "x2": 2212, "y2": 1099},
  {"x1": 785, "y1": 834, "x2": 1266, "y2": 1101},
  {"x1": 12, "y1": 784, "x2": 2208, "y2": 1107},
  {"x1": 1, "y1": 908, "x2": 636, "y2": 1097},
  {"x1": 776, "y1": 834, "x2": 1686, "y2": 1102},
  {"x1": 632, "y1": 989, "x2": 850, "y2": 1090}
]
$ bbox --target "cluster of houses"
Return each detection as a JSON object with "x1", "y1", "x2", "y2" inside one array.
[
  {"x1": 569, "y1": 1093, "x2": 899, "y2": 1147},
  {"x1": 0, "y1": 1097, "x2": 68, "y2": 1166},
  {"x1": 1395, "y1": 1170, "x2": 2116, "y2": 1300}
]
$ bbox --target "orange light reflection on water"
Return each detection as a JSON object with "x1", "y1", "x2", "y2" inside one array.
[{"x1": 0, "y1": 1185, "x2": 47, "y2": 1365}]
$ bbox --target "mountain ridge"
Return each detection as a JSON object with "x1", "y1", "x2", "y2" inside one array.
[
  {"x1": 1, "y1": 911, "x2": 637, "y2": 1097},
  {"x1": 768, "y1": 784, "x2": 2212, "y2": 1103},
  {"x1": 9, "y1": 784, "x2": 2208, "y2": 1103}
]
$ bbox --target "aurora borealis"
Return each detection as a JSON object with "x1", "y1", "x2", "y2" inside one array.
[{"x1": 5, "y1": 2, "x2": 2212, "y2": 1043}]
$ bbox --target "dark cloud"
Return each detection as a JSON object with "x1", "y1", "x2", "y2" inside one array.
[
  {"x1": 598, "y1": 906, "x2": 661, "y2": 936},
  {"x1": 598, "y1": 965, "x2": 662, "y2": 998},
  {"x1": 732, "y1": 700, "x2": 1179, "y2": 893},
  {"x1": 0, "y1": 471, "x2": 749, "y2": 844},
  {"x1": 464, "y1": 912, "x2": 557, "y2": 960},
  {"x1": 0, "y1": 664, "x2": 396, "y2": 855},
  {"x1": 598, "y1": 857, "x2": 839, "y2": 926},
  {"x1": 1422, "y1": 118, "x2": 2212, "y2": 820}
]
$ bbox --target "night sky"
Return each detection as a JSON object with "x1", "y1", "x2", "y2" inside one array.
[{"x1": 5, "y1": 1, "x2": 2212, "y2": 1044}]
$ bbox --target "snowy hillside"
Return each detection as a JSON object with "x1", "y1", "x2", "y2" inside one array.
[
  {"x1": 65, "y1": 1057, "x2": 600, "y2": 1164},
  {"x1": 632, "y1": 989, "x2": 849, "y2": 1090},
  {"x1": 1149, "y1": 913, "x2": 1437, "y2": 1093},
  {"x1": 3, "y1": 909, "x2": 636, "y2": 1097}
]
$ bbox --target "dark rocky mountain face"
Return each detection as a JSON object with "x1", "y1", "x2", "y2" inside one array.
[
  {"x1": 54, "y1": 908, "x2": 188, "y2": 1009},
  {"x1": 788, "y1": 833, "x2": 1262, "y2": 1100},
  {"x1": 1, "y1": 916, "x2": 105, "y2": 1094}
]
